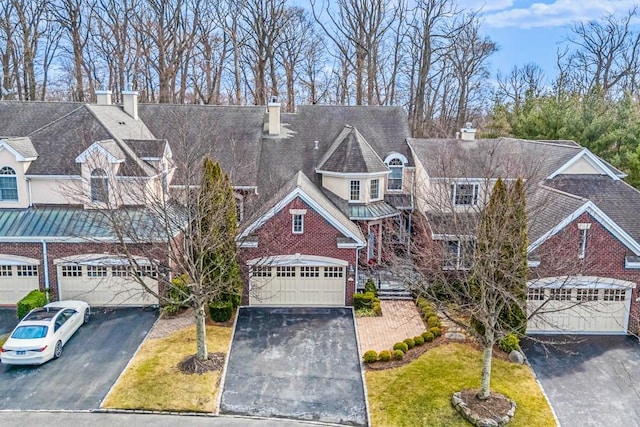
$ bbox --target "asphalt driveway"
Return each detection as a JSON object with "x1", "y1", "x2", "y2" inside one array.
[
  {"x1": 221, "y1": 307, "x2": 367, "y2": 426},
  {"x1": 523, "y1": 335, "x2": 640, "y2": 426},
  {"x1": 0, "y1": 307, "x2": 18, "y2": 336},
  {"x1": 0, "y1": 307, "x2": 157, "y2": 410}
]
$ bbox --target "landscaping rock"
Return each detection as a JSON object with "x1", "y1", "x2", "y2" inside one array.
[
  {"x1": 452, "y1": 390, "x2": 517, "y2": 427},
  {"x1": 445, "y1": 332, "x2": 466, "y2": 340},
  {"x1": 509, "y1": 350, "x2": 525, "y2": 364}
]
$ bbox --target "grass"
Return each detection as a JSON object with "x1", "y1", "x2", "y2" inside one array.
[
  {"x1": 366, "y1": 343, "x2": 556, "y2": 427},
  {"x1": 0, "y1": 334, "x2": 7, "y2": 348},
  {"x1": 102, "y1": 325, "x2": 232, "y2": 412}
]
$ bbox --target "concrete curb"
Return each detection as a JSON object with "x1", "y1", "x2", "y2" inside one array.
[
  {"x1": 351, "y1": 306, "x2": 372, "y2": 427},
  {"x1": 215, "y1": 305, "x2": 242, "y2": 415}
]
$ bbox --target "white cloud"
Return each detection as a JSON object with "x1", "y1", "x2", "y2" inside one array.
[
  {"x1": 461, "y1": 0, "x2": 515, "y2": 13},
  {"x1": 481, "y1": 0, "x2": 639, "y2": 29}
]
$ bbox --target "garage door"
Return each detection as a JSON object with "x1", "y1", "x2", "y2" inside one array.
[
  {"x1": 249, "y1": 260, "x2": 346, "y2": 306},
  {"x1": 527, "y1": 277, "x2": 635, "y2": 334},
  {"x1": 0, "y1": 256, "x2": 40, "y2": 305},
  {"x1": 57, "y1": 262, "x2": 158, "y2": 307}
]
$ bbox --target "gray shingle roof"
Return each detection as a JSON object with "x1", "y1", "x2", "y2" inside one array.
[
  {"x1": 0, "y1": 101, "x2": 82, "y2": 137},
  {"x1": 527, "y1": 185, "x2": 587, "y2": 243},
  {"x1": 317, "y1": 125, "x2": 389, "y2": 174},
  {"x1": 544, "y1": 175, "x2": 640, "y2": 244},
  {"x1": 124, "y1": 139, "x2": 167, "y2": 159},
  {"x1": 138, "y1": 104, "x2": 265, "y2": 187},
  {"x1": 1, "y1": 137, "x2": 37, "y2": 159}
]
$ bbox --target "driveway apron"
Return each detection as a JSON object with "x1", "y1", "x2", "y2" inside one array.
[
  {"x1": 0, "y1": 308, "x2": 18, "y2": 336},
  {"x1": 0, "y1": 307, "x2": 158, "y2": 410},
  {"x1": 221, "y1": 307, "x2": 367, "y2": 426},
  {"x1": 523, "y1": 335, "x2": 640, "y2": 426}
]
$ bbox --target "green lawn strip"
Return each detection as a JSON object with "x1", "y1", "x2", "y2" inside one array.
[
  {"x1": 365, "y1": 342, "x2": 555, "y2": 427},
  {"x1": 0, "y1": 334, "x2": 7, "y2": 348},
  {"x1": 102, "y1": 325, "x2": 232, "y2": 413}
]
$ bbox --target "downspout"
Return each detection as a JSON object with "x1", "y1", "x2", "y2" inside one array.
[
  {"x1": 26, "y1": 177, "x2": 32, "y2": 207},
  {"x1": 355, "y1": 246, "x2": 361, "y2": 290},
  {"x1": 41, "y1": 240, "x2": 50, "y2": 302}
]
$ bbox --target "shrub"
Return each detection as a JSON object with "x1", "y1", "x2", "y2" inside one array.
[
  {"x1": 17, "y1": 290, "x2": 47, "y2": 319},
  {"x1": 378, "y1": 350, "x2": 392, "y2": 362},
  {"x1": 429, "y1": 326, "x2": 442, "y2": 337},
  {"x1": 363, "y1": 350, "x2": 378, "y2": 363},
  {"x1": 220, "y1": 291, "x2": 242, "y2": 308},
  {"x1": 499, "y1": 333, "x2": 520, "y2": 353},
  {"x1": 364, "y1": 278, "x2": 377, "y2": 296},
  {"x1": 414, "y1": 335, "x2": 425, "y2": 346},
  {"x1": 427, "y1": 316, "x2": 441, "y2": 328},
  {"x1": 372, "y1": 301, "x2": 382, "y2": 316},
  {"x1": 422, "y1": 331, "x2": 435, "y2": 342},
  {"x1": 393, "y1": 342, "x2": 409, "y2": 353},
  {"x1": 163, "y1": 274, "x2": 191, "y2": 315},
  {"x1": 353, "y1": 292, "x2": 377, "y2": 310},
  {"x1": 392, "y1": 349, "x2": 404, "y2": 360},
  {"x1": 404, "y1": 338, "x2": 416, "y2": 349},
  {"x1": 208, "y1": 300, "x2": 233, "y2": 322},
  {"x1": 422, "y1": 310, "x2": 437, "y2": 320}
]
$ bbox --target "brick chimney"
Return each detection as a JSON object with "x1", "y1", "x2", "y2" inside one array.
[
  {"x1": 461, "y1": 122, "x2": 476, "y2": 141},
  {"x1": 267, "y1": 97, "x2": 281, "y2": 136},
  {"x1": 96, "y1": 89, "x2": 112, "y2": 105},
  {"x1": 122, "y1": 90, "x2": 139, "y2": 120}
]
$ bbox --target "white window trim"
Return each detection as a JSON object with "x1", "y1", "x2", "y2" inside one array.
[
  {"x1": 350, "y1": 180, "x2": 361, "y2": 202},
  {"x1": 442, "y1": 239, "x2": 474, "y2": 271},
  {"x1": 292, "y1": 213, "x2": 304, "y2": 234},
  {"x1": 370, "y1": 178, "x2": 381, "y2": 201},
  {"x1": 578, "y1": 222, "x2": 591, "y2": 259},
  {"x1": 451, "y1": 182, "x2": 479, "y2": 206}
]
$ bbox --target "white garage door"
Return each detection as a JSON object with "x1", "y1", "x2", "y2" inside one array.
[
  {"x1": 527, "y1": 277, "x2": 635, "y2": 334},
  {"x1": 57, "y1": 263, "x2": 159, "y2": 307},
  {"x1": 0, "y1": 260, "x2": 40, "y2": 305},
  {"x1": 249, "y1": 264, "x2": 346, "y2": 306}
]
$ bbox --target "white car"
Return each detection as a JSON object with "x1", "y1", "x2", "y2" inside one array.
[{"x1": 0, "y1": 300, "x2": 90, "y2": 365}]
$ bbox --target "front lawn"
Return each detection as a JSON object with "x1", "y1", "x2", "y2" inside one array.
[
  {"x1": 366, "y1": 342, "x2": 555, "y2": 427},
  {"x1": 102, "y1": 325, "x2": 232, "y2": 412}
]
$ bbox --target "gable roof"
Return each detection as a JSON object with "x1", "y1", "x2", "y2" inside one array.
[
  {"x1": 75, "y1": 139, "x2": 125, "y2": 164},
  {"x1": 239, "y1": 170, "x2": 365, "y2": 247},
  {"x1": 0, "y1": 137, "x2": 37, "y2": 160},
  {"x1": 547, "y1": 149, "x2": 625, "y2": 179},
  {"x1": 0, "y1": 101, "x2": 83, "y2": 137},
  {"x1": 316, "y1": 125, "x2": 389, "y2": 174}
]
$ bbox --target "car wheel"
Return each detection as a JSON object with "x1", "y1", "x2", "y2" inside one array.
[
  {"x1": 83, "y1": 309, "x2": 90, "y2": 324},
  {"x1": 54, "y1": 341, "x2": 62, "y2": 359}
]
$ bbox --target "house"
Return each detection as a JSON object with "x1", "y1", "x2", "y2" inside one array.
[
  {"x1": 408, "y1": 130, "x2": 640, "y2": 335},
  {"x1": 0, "y1": 94, "x2": 413, "y2": 308}
]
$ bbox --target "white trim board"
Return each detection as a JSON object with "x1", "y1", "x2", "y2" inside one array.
[{"x1": 547, "y1": 149, "x2": 621, "y2": 180}]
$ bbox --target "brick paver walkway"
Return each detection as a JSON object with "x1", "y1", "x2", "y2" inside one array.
[{"x1": 356, "y1": 300, "x2": 426, "y2": 354}]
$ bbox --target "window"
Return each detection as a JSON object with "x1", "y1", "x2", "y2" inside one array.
[
  {"x1": 112, "y1": 265, "x2": 131, "y2": 277},
  {"x1": 443, "y1": 239, "x2": 474, "y2": 270},
  {"x1": 578, "y1": 223, "x2": 591, "y2": 259},
  {"x1": 300, "y1": 266, "x2": 320, "y2": 277},
  {"x1": 0, "y1": 265, "x2": 12, "y2": 276},
  {"x1": 251, "y1": 266, "x2": 272, "y2": 277},
  {"x1": 61, "y1": 265, "x2": 82, "y2": 277},
  {"x1": 17, "y1": 265, "x2": 38, "y2": 277},
  {"x1": 576, "y1": 288, "x2": 598, "y2": 301},
  {"x1": 276, "y1": 266, "x2": 296, "y2": 277},
  {"x1": 603, "y1": 289, "x2": 625, "y2": 301},
  {"x1": 136, "y1": 265, "x2": 158, "y2": 278},
  {"x1": 387, "y1": 158, "x2": 403, "y2": 190},
  {"x1": 87, "y1": 266, "x2": 108, "y2": 277},
  {"x1": 452, "y1": 183, "x2": 479, "y2": 205},
  {"x1": 370, "y1": 179, "x2": 380, "y2": 199},
  {"x1": 527, "y1": 288, "x2": 545, "y2": 301},
  {"x1": 350, "y1": 180, "x2": 360, "y2": 201},
  {"x1": 324, "y1": 267, "x2": 343, "y2": 278},
  {"x1": 91, "y1": 168, "x2": 109, "y2": 202},
  {"x1": 0, "y1": 166, "x2": 18, "y2": 201},
  {"x1": 292, "y1": 214, "x2": 304, "y2": 234},
  {"x1": 550, "y1": 288, "x2": 571, "y2": 301}
]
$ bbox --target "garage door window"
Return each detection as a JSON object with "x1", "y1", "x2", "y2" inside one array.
[
  {"x1": 276, "y1": 266, "x2": 295, "y2": 277},
  {"x1": 87, "y1": 266, "x2": 108, "y2": 277},
  {"x1": 301, "y1": 266, "x2": 320, "y2": 277},
  {"x1": 252, "y1": 266, "x2": 272, "y2": 277},
  {"x1": 324, "y1": 267, "x2": 343, "y2": 278},
  {"x1": 527, "y1": 288, "x2": 545, "y2": 301},
  {"x1": 62, "y1": 265, "x2": 82, "y2": 277},
  {"x1": 136, "y1": 265, "x2": 158, "y2": 278},
  {"x1": 576, "y1": 288, "x2": 598, "y2": 301},
  {"x1": 17, "y1": 265, "x2": 38, "y2": 276},
  {"x1": 0, "y1": 265, "x2": 12, "y2": 276},
  {"x1": 550, "y1": 288, "x2": 571, "y2": 301},
  {"x1": 112, "y1": 266, "x2": 131, "y2": 277},
  {"x1": 604, "y1": 289, "x2": 625, "y2": 301}
]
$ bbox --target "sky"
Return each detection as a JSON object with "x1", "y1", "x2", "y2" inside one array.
[{"x1": 471, "y1": 0, "x2": 640, "y2": 79}]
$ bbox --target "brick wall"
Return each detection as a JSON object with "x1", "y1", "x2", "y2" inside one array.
[{"x1": 240, "y1": 197, "x2": 358, "y2": 305}]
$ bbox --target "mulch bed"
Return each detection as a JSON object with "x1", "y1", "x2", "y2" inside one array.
[
  {"x1": 364, "y1": 335, "x2": 451, "y2": 370},
  {"x1": 178, "y1": 352, "x2": 225, "y2": 374},
  {"x1": 458, "y1": 389, "x2": 514, "y2": 422}
]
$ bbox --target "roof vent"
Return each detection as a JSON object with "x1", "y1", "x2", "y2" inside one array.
[{"x1": 314, "y1": 140, "x2": 319, "y2": 150}]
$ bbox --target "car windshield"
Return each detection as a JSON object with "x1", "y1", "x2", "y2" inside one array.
[{"x1": 11, "y1": 325, "x2": 48, "y2": 339}]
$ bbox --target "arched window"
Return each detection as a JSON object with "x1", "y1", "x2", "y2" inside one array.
[
  {"x1": 0, "y1": 166, "x2": 18, "y2": 201},
  {"x1": 387, "y1": 158, "x2": 404, "y2": 190},
  {"x1": 91, "y1": 169, "x2": 109, "y2": 202}
]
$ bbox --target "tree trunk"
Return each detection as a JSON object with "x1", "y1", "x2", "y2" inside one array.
[
  {"x1": 478, "y1": 341, "x2": 493, "y2": 400},
  {"x1": 195, "y1": 303, "x2": 208, "y2": 361}
]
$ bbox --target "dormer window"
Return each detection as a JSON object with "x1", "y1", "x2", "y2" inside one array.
[
  {"x1": 386, "y1": 158, "x2": 404, "y2": 190},
  {"x1": 452, "y1": 183, "x2": 478, "y2": 206},
  {"x1": 350, "y1": 180, "x2": 361, "y2": 201},
  {"x1": 91, "y1": 169, "x2": 109, "y2": 202},
  {"x1": 0, "y1": 166, "x2": 18, "y2": 201}
]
